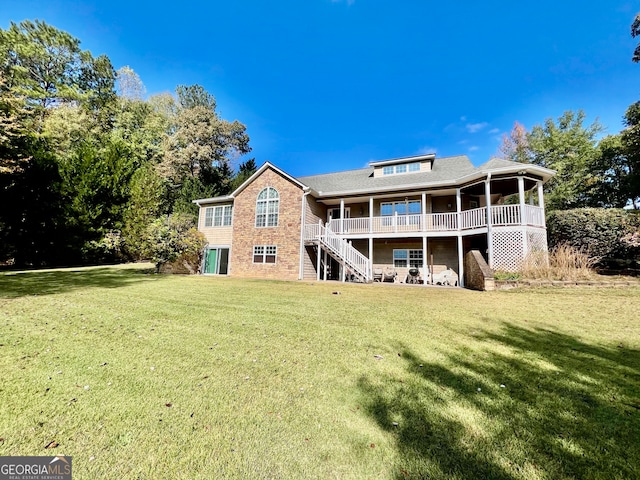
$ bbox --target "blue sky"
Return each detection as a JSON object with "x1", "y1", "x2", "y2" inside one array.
[{"x1": 3, "y1": 1, "x2": 640, "y2": 176}]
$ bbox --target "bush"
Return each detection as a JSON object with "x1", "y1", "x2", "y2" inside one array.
[
  {"x1": 546, "y1": 208, "x2": 640, "y2": 268},
  {"x1": 522, "y1": 243, "x2": 597, "y2": 281},
  {"x1": 144, "y1": 214, "x2": 206, "y2": 273}
]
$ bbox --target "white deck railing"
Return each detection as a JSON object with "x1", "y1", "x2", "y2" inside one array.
[
  {"x1": 307, "y1": 205, "x2": 545, "y2": 238},
  {"x1": 310, "y1": 223, "x2": 371, "y2": 281}
]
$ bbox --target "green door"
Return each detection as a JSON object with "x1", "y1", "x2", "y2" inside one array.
[{"x1": 205, "y1": 249, "x2": 218, "y2": 274}]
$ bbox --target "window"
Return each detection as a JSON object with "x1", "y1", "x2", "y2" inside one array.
[
  {"x1": 381, "y1": 201, "x2": 421, "y2": 215},
  {"x1": 393, "y1": 249, "x2": 423, "y2": 268},
  {"x1": 393, "y1": 249, "x2": 408, "y2": 267},
  {"x1": 253, "y1": 245, "x2": 277, "y2": 263},
  {"x1": 256, "y1": 187, "x2": 279, "y2": 227},
  {"x1": 409, "y1": 249, "x2": 423, "y2": 268},
  {"x1": 205, "y1": 205, "x2": 233, "y2": 227},
  {"x1": 381, "y1": 162, "x2": 421, "y2": 175}
]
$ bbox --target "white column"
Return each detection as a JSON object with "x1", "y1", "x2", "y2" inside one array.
[
  {"x1": 316, "y1": 245, "x2": 321, "y2": 281},
  {"x1": 340, "y1": 199, "x2": 345, "y2": 234},
  {"x1": 518, "y1": 176, "x2": 528, "y2": 262},
  {"x1": 369, "y1": 237, "x2": 374, "y2": 278},
  {"x1": 456, "y1": 187, "x2": 462, "y2": 230},
  {"x1": 422, "y1": 236, "x2": 428, "y2": 285},
  {"x1": 485, "y1": 176, "x2": 494, "y2": 268},
  {"x1": 518, "y1": 176, "x2": 526, "y2": 225},
  {"x1": 421, "y1": 192, "x2": 427, "y2": 232},
  {"x1": 457, "y1": 235, "x2": 464, "y2": 288},
  {"x1": 323, "y1": 249, "x2": 328, "y2": 281},
  {"x1": 537, "y1": 181, "x2": 545, "y2": 210},
  {"x1": 369, "y1": 196, "x2": 374, "y2": 233}
]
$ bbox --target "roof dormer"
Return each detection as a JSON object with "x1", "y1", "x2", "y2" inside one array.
[{"x1": 370, "y1": 153, "x2": 435, "y2": 178}]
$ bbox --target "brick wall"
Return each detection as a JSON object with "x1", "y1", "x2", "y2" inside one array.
[{"x1": 230, "y1": 167, "x2": 304, "y2": 280}]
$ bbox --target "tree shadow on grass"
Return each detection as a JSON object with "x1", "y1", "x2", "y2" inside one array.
[
  {"x1": 0, "y1": 265, "x2": 157, "y2": 298},
  {"x1": 358, "y1": 324, "x2": 640, "y2": 479}
]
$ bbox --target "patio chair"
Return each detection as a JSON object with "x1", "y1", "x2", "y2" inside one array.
[
  {"x1": 432, "y1": 268, "x2": 458, "y2": 286},
  {"x1": 373, "y1": 268, "x2": 383, "y2": 282},
  {"x1": 383, "y1": 267, "x2": 397, "y2": 283}
]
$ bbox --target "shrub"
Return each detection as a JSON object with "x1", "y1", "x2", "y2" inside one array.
[
  {"x1": 522, "y1": 243, "x2": 597, "y2": 281},
  {"x1": 546, "y1": 208, "x2": 640, "y2": 267},
  {"x1": 144, "y1": 214, "x2": 206, "y2": 273}
]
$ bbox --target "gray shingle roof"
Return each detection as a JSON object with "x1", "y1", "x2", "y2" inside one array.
[
  {"x1": 477, "y1": 157, "x2": 528, "y2": 170},
  {"x1": 296, "y1": 155, "x2": 476, "y2": 196}
]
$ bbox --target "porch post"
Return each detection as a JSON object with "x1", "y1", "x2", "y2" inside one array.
[
  {"x1": 518, "y1": 176, "x2": 528, "y2": 262},
  {"x1": 457, "y1": 235, "x2": 464, "y2": 287},
  {"x1": 369, "y1": 236, "x2": 374, "y2": 279},
  {"x1": 456, "y1": 187, "x2": 462, "y2": 230},
  {"x1": 537, "y1": 181, "x2": 545, "y2": 210},
  {"x1": 518, "y1": 176, "x2": 526, "y2": 225},
  {"x1": 323, "y1": 249, "x2": 328, "y2": 281},
  {"x1": 485, "y1": 175, "x2": 494, "y2": 268},
  {"x1": 340, "y1": 199, "x2": 345, "y2": 234},
  {"x1": 421, "y1": 192, "x2": 427, "y2": 232},
  {"x1": 316, "y1": 245, "x2": 321, "y2": 281},
  {"x1": 369, "y1": 196, "x2": 373, "y2": 233},
  {"x1": 422, "y1": 236, "x2": 428, "y2": 286}
]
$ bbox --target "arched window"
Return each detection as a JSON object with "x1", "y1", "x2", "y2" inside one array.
[{"x1": 256, "y1": 187, "x2": 279, "y2": 227}]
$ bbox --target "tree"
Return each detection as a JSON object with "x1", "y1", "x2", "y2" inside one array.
[
  {"x1": 620, "y1": 101, "x2": 640, "y2": 208},
  {"x1": 144, "y1": 213, "x2": 206, "y2": 273},
  {"x1": 122, "y1": 163, "x2": 168, "y2": 259},
  {"x1": 527, "y1": 110, "x2": 604, "y2": 210},
  {"x1": 0, "y1": 20, "x2": 115, "y2": 120},
  {"x1": 116, "y1": 66, "x2": 146, "y2": 100},
  {"x1": 498, "y1": 121, "x2": 530, "y2": 163},
  {"x1": 157, "y1": 84, "x2": 251, "y2": 216},
  {"x1": 632, "y1": 13, "x2": 640, "y2": 63},
  {"x1": 0, "y1": 70, "x2": 31, "y2": 173}
]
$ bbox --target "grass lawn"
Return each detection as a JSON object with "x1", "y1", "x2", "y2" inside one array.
[{"x1": 0, "y1": 264, "x2": 639, "y2": 479}]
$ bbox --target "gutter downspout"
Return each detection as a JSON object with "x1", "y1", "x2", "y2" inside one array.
[{"x1": 299, "y1": 188, "x2": 311, "y2": 280}]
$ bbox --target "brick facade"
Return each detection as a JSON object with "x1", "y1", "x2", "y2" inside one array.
[{"x1": 230, "y1": 167, "x2": 304, "y2": 280}]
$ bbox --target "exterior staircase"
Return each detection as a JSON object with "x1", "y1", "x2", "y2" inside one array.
[{"x1": 312, "y1": 223, "x2": 372, "y2": 282}]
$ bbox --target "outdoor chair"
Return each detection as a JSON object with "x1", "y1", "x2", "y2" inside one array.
[
  {"x1": 432, "y1": 268, "x2": 458, "y2": 286},
  {"x1": 382, "y1": 267, "x2": 397, "y2": 283},
  {"x1": 373, "y1": 268, "x2": 383, "y2": 282}
]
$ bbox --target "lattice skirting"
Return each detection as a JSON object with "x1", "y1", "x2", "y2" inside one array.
[{"x1": 492, "y1": 227, "x2": 548, "y2": 272}]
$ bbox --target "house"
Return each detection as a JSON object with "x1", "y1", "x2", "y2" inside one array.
[{"x1": 193, "y1": 153, "x2": 555, "y2": 287}]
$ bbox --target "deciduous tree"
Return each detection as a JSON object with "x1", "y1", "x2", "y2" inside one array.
[{"x1": 527, "y1": 110, "x2": 603, "y2": 210}]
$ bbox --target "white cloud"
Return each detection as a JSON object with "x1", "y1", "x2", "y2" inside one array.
[
  {"x1": 468, "y1": 146, "x2": 480, "y2": 152},
  {"x1": 466, "y1": 122, "x2": 489, "y2": 133},
  {"x1": 488, "y1": 128, "x2": 500, "y2": 134}
]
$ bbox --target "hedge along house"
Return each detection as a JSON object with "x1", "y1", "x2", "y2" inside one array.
[{"x1": 193, "y1": 153, "x2": 555, "y2": 287}]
